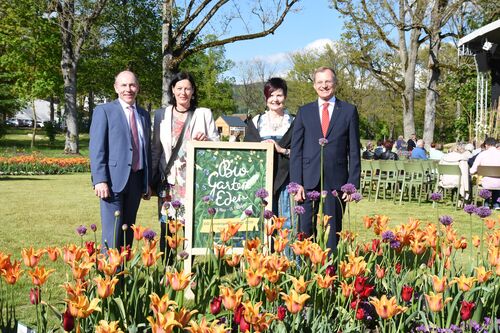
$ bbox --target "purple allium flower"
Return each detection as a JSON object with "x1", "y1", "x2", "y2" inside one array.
[
  {"x1": 263, "y1": 210, "x2": 274, "y2": 220},
  {"x1": 381, "y1": 230, "x2": 395, "y2": 241},
  {"x1": 475, "y1": 206, "x2": 492, "y2": 218},
  {"x1": 318, "y1": 138, "x2": 328, "y2": 146},
  {"x1": 171, "y1": 200, "x2": 182, "y2": 210},
  {"x1": 76, "y1": 225, "x2": 87, "y2": 236},
  {"x1": 306, "y1": 191, "x2": 320, "y2": 201},
  {"x1": 294, "y1": 205, "x2": 305, "y2": 215},
  {"x1": 464, "y1": 204, "x2": 476, "y2": 215},
  {"x1": 321, "y1": 190, "x2": 328, "y2": 198},
  {"x1": 332, "y1": 190, "x2": 338, "y2": 197},
  {"x1": 90, "y1": 224, "x2": 97, "y2": 232},
  {"x1": 207, "y1": 207, "x2": 216, "y2": 216},
  {"x1": 178, "y1": 251, "x2": 189, "y2": 260},
  {"x1": 341, "y1": 183, "x2": 357, "y2": 195},
  {"x1": 430, "y1": 192, "x2": 443, "y2": 201},
  {"x1": 202, "y1": 195, "x2": 212, "y2": 203},
  {"x1": 439, "y1": 215, "x2": 453, "y2": 226},
  {"x1": 143, "y1": 229, "x2": 156, "y2": 241},
  {"x1": 286, "y1": 182, "x2": 301, "y2": 195},
  {"x1": 390, "y1": 240, "x2": 401, "y2": 249},
  {"x1": 255, "y1": 188, "x2": 269, "y2": 199},
  {"x1": 478, "y1": 189, "x2": 492, "y2": 200},
  {"x1": 351, "y1": 192, "x2": 363, "y2": 202},
  {"x1": 244, "y1": 209, "x2": 253, "y2": 217}
]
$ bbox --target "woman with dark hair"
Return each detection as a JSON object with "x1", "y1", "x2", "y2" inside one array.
[
  {"x1": 244, "y1": 77, "x2": 295, "y2": 227},
  {"x1": 379, "y1": 140, "x2": 398, "y2": 160},
  {"x1": 151, "y1": 72, "x2": 219, "y2": 256}
]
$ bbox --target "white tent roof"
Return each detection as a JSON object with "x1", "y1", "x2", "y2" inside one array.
[{"x1": 14, "y1": 99, "x2": 63, "y2": 121}]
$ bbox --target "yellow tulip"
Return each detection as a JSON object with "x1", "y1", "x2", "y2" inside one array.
[
  {"x1": 280, "y1": 289, "x2": 310, "y2": 314},
  {"x1": 94, "y1": 276, "x2": 119, "y2": 299},
  {"x1": 424, "y1": 292, "x2": 452, "y2": 312},
  {"x1": 369, "y1": 295, "x2": 407, "y2": 319}
]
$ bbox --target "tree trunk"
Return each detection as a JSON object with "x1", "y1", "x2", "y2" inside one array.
[
  {"x1": 88, "y1": 90, "x2": 94, "y2": 131},
  {"x1": 62, "y1": 54, "x2": 79, "y2": 154},
  {"x1": 50, "y1": 96, "x2": 55, "y2": 122}
]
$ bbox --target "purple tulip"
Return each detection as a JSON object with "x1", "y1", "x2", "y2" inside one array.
[
  {"x1": 76, "y1": 225, "x2": 87, "y2": 236},
  {"x1": 244, "y1": 209, "x2": 253, "y2": 217},
  {"x1": 208, "y1": 207, "x2": 216, "y2": 216}
]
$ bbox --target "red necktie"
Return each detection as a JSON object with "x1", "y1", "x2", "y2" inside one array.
[
  {"x1": 128, "y1": 106, "x2": 140, "y2": 171},
  {"x1": 321, "y1": 102, "x2": 329, "y2": 137}
]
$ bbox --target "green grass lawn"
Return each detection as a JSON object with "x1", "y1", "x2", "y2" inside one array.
[
  {"x1": 0, "y1": 128, "x2": 89, "y2": 157},
  {"x1": 0, "y1": 173, "x2": 497, "y2": 328}
]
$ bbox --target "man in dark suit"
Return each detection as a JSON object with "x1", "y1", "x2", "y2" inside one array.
[
  {"x1": 90, "y1": 70, "x2": 152, "y2": 250},
  {"x1": 290, "y1": 66, "x2": 361, "y2": 251}
]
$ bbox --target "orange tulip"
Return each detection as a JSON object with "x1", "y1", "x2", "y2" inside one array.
[
  {"x1": 62, "y1": 244, "x2": 87, "y2": 263},
  {"x1": 21, "y1": 247, "x2": 45, "y2": 268},
  {"x1": 307, "y1": 244, "x2": 329, "y2": 265},
  {"x1": 46, "y1": 246, "x2": 61, "y2": 262},
  {"x1": 62, "y1": 280, "x2": 88, "y2": 298},
  {"x1": 410, "y1": 238, "x2": 426, "y2": 255},
  {"x1": 263, "y1": 285, "x2": 280, "y2": 302},
  {"x1": 2, "y1": 260, "x2": 23, "y2": 285},
  {"x1": 453, "y1": 238, "x2": 467, "y2": 250},
  {"x1": 219, "y1": 286, "x2": 244, "y2": 310},
  {"x1": 97, "y1": 256, "x2": 120, "y2": 276},
  {"x1": 425, "y1": 292, "x2": 452, "y2": 312},
  {"x1": 488, "y1": 245, "x2": 500, "y2": 267},
  {"x1": 281, "y1": 289, "x2": 310, "y2": 314},
  {"x1": 141, "y1": 242, "x2": 162, "y2": 267},
  {"x1": 0, "y1": 252, "x2": 11, "y2": 271},
  {"x1": 451, "y1": 275, "x2": 476, "y2": 292},
  {"x1": 165, "y1": 271, "x2": 192, "y2": 291},
  {"x1": 245, "y1": 249, "x2": 265, "y2": 270},
  {"x1": 245, "y1": 268, "x2": 265, "y2": 287},
  {"x1": 146, "y1": 311, "x2": 182, "y2": 333},
  {"x1": 278, "y1": 228, "x2": 291, "y2": 239},
  {"x1": 225, "y1": 254, "x2": 241, "y2": 267},
  {"x1": 168, "y1": 220, "x2": 184, "y2": 234},
  {"x1": 340, "y1": 281, "x2": 354, "y2": 297},
  {"x1": 273, "y1": 236, "x2": 288, "y2": 253},
  {"x1": 184, "y1": 316, "x2": 220, "y2": 333},
  {"x1": 431, "y1": 275, "x2": 448, "y2": 293},
  {"x1": 264, "y1": 268, "x2": 281, "y2": 284},
  {"x1": 242, "y1": 300, "x2": 263, "y2": 325},
  {"x1": 213, "y1": 244, "x2": 230, "y2": 258},
  {"x1": 472, "y1": 236, "x2": 481, "y2": 248},
  {"x1": 272, "y1": 216, "x2": 286, "y2": 230},
  {"x1": 290, "y1": 276, "x2": 310, "y2": 294},
  {"x1": 131, "y1": 224, "x2": 148, "y2": 240},
  {"x1": 485, "y1": 218, "x2": 495, "y2": 230},
  {"x1": 95, "y1": 320, "x2": 124, "y2": 333},
  {"x1": 94, "y1": 276, "x2": 119, "y2": 299},
  {"x1": 108, "y1": 248, "x2": 126, "y2": 267},
  {"x1": 66, "y1": 295, "x2": 101, "y2": 318},
  {"x1": 475, "y1": 266, "x2": 493, "y2": 283},
  {"x1": 69, "y1": 260, "x2": 94, "y2": 280},
  {"x1": 28, "y1": 266, "x2": 55, "y2": 286},
  {"x1": 265, "y1": 254, "x2": 291, "y2": 273},
  {"x1": 339, "y1": 253, "x2": 368, "y2": 278},
  {"x1": 245, "y1": 238, "x2": 261, "y2": 251},
  {"x1": 315, "y1": 273, "x2": 337, "y2": 289},
  {"x1": 319, "y1": 214, "x2": 332, "y2": 228},
  {"x1": 363, "y1": 216, "x2": 375, "y2": 229},
  {"x1": 264, "y1": 220, "x2": 275, "y2": 237},
  {"x1": 173, "y1": 307, "x2": 198, "y2": 327},
  {"x1": 149, "y1": 292, "x2": 177, "y2": 315},
  {"x1": 375, "y1": 265, "x2": 385, "y2": 279},
  {"x1": 373, "y1": 215, "x2": 389, "y2": 235},
  {"x1": 369, "y1": 295, "x2": 407, "y2": 319},
  {"x1": 167, "y1": 236, "x2": 186, "y2": 249},
  {"x1": 290, "y1": 239, "x2": 312, "y2": 256}
]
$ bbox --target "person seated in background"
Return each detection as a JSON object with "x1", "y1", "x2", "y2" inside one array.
[
  {"x1": 429, "y1": 142, "x2": 444, "y2": 160},
  {"x1": 378, "y1": 140, "x2": 398, "y2": 160},
  {"x1": 468, "y1": 142, "x2": 485, "y2": 167},
  {"x1": 362, "y1": 141, "x2": 375, "y2": 159},
  {"x1": 407, "y1": 133, "x2": 417, "y2": 152},
  {"x1": 470, "y1": 137, "x2": 500, "y2": 209},
  {"x1": 463, "y1": 143, "x2": 474, "y2": 160},
  {"x1": 411, "y1": 139, "x2": 428, "y2": 160},
  {"x1": 439, "y1": 143, "x2": 470, "y2": 202},
  {"x1": 373, "y1": 139, "x2": 384, "y2": 159},
  {"x1": 395, "y1": 135, "x2": 405, "y2": 150}
]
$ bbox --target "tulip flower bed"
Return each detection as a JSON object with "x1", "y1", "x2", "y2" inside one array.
[
  {"x1": 0, "y1": 155, "x2": 90, "y2": 175},
  {"x1": 0, "y1": 187, "x2": 499, "y2": 333}
]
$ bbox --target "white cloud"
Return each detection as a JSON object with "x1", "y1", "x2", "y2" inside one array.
[{"x1": 303, "y1": 38, "x2": 335, "y2": 52}]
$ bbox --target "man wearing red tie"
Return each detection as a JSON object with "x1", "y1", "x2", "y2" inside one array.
[
  {"x1": 90, "y1": 70, "x2": 152, "y2": 250},
  {"x1": 290, "y1": 67, "x2": 361, "y2": 251}
]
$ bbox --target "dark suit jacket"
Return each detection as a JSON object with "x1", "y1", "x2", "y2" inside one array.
[
  {"x1": 244, "y1": 114, "x2": 295, "y2": 194},
  {"x1": 90, "y1": 99, "x2": 152, "y2": 193},
  {"x1": 290, "y1": 98, "x2": 361, "y2": 190}
]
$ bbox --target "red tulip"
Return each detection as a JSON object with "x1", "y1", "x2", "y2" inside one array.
[
  {"x1": 401, "y1": 285, "x2": 414, "y2": 302},
  {"x1": 359, "y1": 284, "x2": 374, "y2": 298},
  {"x1": 233, "y1": 303, "x2": 244, "y2": 324},
  {"x1": 297, "y1": 232, "x2": 306, "y2": 241},
  {"x1": 62, "y1": 308, "x2": 75, "y2": 332},
  {"x1": 350, "y1": 299, "x2": 360, "y2": 309},
  {"x1": 210, "y1": 296, "x2": 222, "y2": 315},
  {"x1": 120, "y1": 244, "x2": 133, "y2": 261},
  {"x1": 277, "y1": 305, "x2": 286, "y2": 320},
  {"x1": 354, "y1": 276, "x2": 368, "y2": 294},
  {"x1": 460, "y1": 301, "x2": 475, "y2": 321},
  {"x1": 239, "y1": 318, "x2": 250, "y2": 332},
  {"x1": 372, "y1": 239, "x2": 381, "y2": 252},
  {"x1": 395, "y1": 262, "x2": 402, "y2": 274},
  {"x1": 356, "y1": 307, "x2": 365, "y2": 320},
  {"x1": 29, "y1": 288, "x2": 40, "y2": 305},
  {"x1": 325, "y1": 264, "x2": 336, "y2": 277},
  {"x1": 85, "y1": 241, "x2": 95, "y2": 256}
]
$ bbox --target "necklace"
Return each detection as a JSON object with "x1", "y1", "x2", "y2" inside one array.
[
  {"x1": 174, "y1": 106, "x2": 189, "y2": 114},
  {"x1": 269, "y1": 112, "x2": 284, "y2": 132}
]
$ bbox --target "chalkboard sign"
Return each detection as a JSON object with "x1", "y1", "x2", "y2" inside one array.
[{"x1": 184, "y1": 141, "x2": 274, "y2": 270}]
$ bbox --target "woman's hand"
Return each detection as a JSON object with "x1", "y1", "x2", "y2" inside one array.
[{"x1": 193, "y1": 132, "x2": 207, "y2": 141}]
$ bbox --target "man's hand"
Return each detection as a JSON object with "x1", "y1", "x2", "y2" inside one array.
[
  {"x1": 143, "y1": 186, "x2": 152, "y2": 200},
  {"x1": 342, "y1": 192, "x2": 354, "y2": 202},
  {"x1": 193, "y1": 132, "x2": 207, "y2": 141},
  {"x1": 94, "y1": 182, "x2": 110, "y2": 199},
  {"x1": 294, "y1": 185, "x2": 305, "y2": 203}
]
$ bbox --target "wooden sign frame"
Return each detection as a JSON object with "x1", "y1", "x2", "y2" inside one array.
[{"x1": 183, "y1": 141, "x2": 274, "y2": 275}]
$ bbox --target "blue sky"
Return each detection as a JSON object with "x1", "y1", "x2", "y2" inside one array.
[{"x1": 222, "y1": 0, "x2": 345, "y2": 80}]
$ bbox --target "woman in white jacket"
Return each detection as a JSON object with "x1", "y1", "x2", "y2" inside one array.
[{"x1": 438, "y1": 143, "x2": 470, "y2": 201}]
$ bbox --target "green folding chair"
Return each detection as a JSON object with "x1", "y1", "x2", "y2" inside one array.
[
  {"x1": 399, "y1": 161, "x2": 426, "y2": 205},
  {"x1": 374, "y1": 160, "x2": 399, "y2": 203}
]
